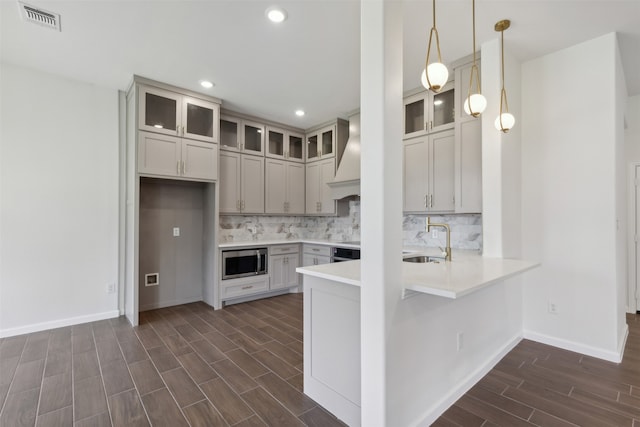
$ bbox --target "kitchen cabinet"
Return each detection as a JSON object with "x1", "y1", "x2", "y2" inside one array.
[
  {"x1": 403, "y1": 129, "x2": 455, "y2": 213},
  {"x1": 403, "y1": 82, "x2": 455, "y2": 139},
  {"x1": 139, "y1": 85, "x2": 220, "y2": 144},
  {"x1": 454, "y1": 58, "x2": 483, "y2": 213},
  {"x1": 266, "y1": 127, "x2": 305, "y2": 163},
  {"x1": 305, "y1": 119, "x2": 348, "y2": 163},
  {"x1": 305, "y1": 158, "x2": 336, "y2": 215},
  {"x1": 219, "y1": 115, "x2": 265, "y2": 155},
  {"x1": 302, "y1": 244, "x2": 331, "y2": 266},
  {"x1": 219, "y1": 151, "x2": 264, "y2": 213},
  {"x1": 265, "y1": 159, "x2": 305, "y2": 214},
  {"x1": 137, "y1": 131, "x2": 218, "y2": 181},
  {"x1": 269, "y1": 244, "x2": 300, "y2": 290}
]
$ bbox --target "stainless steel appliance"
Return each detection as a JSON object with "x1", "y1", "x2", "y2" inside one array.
[
  {"x1": 331, "y1": 246, "x2": 361, "y2": 262},
  {"x1": 222, "y1": 247, "x2": 268, "y2": 279}
]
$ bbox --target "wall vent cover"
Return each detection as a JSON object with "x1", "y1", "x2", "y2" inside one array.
[{"x1": 19, "y1": 2, "x2": 61, "y2": 31}]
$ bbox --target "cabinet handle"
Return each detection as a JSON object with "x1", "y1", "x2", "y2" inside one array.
[
  {"x1": 241, "y1": 200, "x2": 245, "y2": 211},
  {"x1": 429, "y1": 194, "x2": 433, "y2": 208},
  {"x1": 177, "y1": 161, "x2": 180, "y2": 175},
  {"x1": 236, "y1": 200, "x2": 240, "y2": 210},
  {"x1": 182, "y1": 161, "x2": 186, "y2": 175},
  {"x1": 424, "y1": 195, "x2": 428, "y2": 209},
  {"x1": 242, "y1": 285, "x2": 253, "y2": 290}
]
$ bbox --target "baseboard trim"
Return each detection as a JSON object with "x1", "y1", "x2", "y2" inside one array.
[
  {"x1": 523, "y1": 328, "x2": 628, "y2": 363},
  {"x1": 139, "y1": 296, "x2": 204, "y2": 312},
  {"x1": 0, "y1": 310, "x2": 120, "y2": 338},
  {"x1": 416, "y1": 332, "x2": 523, "y2": 426}
]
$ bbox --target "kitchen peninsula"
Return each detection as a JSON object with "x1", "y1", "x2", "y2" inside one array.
[{"x1": 296, "y1": 251, "x2": 539, "y2": 426}]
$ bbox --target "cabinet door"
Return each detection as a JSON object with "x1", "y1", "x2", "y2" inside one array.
[
  {"x1": 319, "y1": 125, "x2": 336, "y2": 159},
  {"x1": 287, "y1": 132, "x2": 305, "y2": 162},
  {"x1": 182, "y1": 140, "x2": 218, "y2": 181},
  {"x1": 306, "y1": 133, "x2": 319, "y2": 161},
  {"x1": 305, "y1": 162, "x2": 321, "y2": 213},
  {"x1": 270, "y1": 254, "x2": 286, "y2": 290},
  {"x1": 285, "y1": 254, "x2": 300, "y2": 287},
  {"x1": 302, "y1": 253, "x2": 316, "y2": 267},
  {"x1": 182, "y1": 97, "x2": 219, "y2": 143},
  {"x1": 265, "y1": 159, "x2": 287, "y2": 214},
  {"x1": 404, "y1": 92, "x2": 427, "y2": 138},
  {"x1": 139, "y1": 87, "x2": 181, "y2": 137},
  {"x1": 219, "y1": 151, "x2": 241, "y2": 213},
  {"x1": 319, "y1": 158, "x2": 336, "y2": 214},
  {"x1": 242, "y1": 121, "x2": 265, "y2": 155},
  {"x1": 286, "y1": 162, "x2": 306, "y2": 215},
  {"x1": 430, "y1": 130, "x2": 455, "y2": 212},
  {"x1": 430, "y1": 82, "x2": 455, "y2": 133},
  {"x1": 241, "y1": 155, "x2": 265, "y2": 213},
  {"x1": 456, "y1": 119, "x2": 482, "y2": 213},
  {"x1": 266, "y1": 127, "x2": 286, "y2": 160},
  {"x1": 220, "y1": 115, "x2": 241, "y2": 152},
  {"x1": 137, "y1": 131, "x2": 181, "y2": 177},
  {"x1": 403, "y1": 136, "x2": 429, "y2": 212}
]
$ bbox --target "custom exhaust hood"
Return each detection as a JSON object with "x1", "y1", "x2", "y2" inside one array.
[{"x1": 328, "y1": 113, "x2": 360, "y2": 199}]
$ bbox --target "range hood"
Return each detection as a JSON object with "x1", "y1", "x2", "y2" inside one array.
[{"x1": 328, "y1": 113, "x2": 360, "y2": 199}]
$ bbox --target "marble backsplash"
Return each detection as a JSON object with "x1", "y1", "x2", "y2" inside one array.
[{"x1": 219, "y1": 201, "x2": 482, "y2": 250}]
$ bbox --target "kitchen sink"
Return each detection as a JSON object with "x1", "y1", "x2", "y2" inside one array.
[{"x1": 402, "y1": 255, "x2": 443, "y2": 263}]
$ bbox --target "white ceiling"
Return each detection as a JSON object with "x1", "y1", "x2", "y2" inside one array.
[{"x1": 2, "y1": 0, "x2": 639, "y2": 129}]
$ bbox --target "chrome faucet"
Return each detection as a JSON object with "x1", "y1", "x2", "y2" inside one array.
[{"x1": 426, "y1": 217, "x2": 452, "y2": 261}]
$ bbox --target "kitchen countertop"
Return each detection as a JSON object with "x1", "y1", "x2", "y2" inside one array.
[
  {"x1": 296, "y1": 250, "x2": 539, "y2": 299},
  {"x1": 218, "y1": 239, "x2": 361, "y2": 249}
]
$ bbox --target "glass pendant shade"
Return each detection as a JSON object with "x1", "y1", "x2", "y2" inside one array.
[
  {"x1": 494, "y1": 113, "x2": 515, "y2": 132},
  {"x1": 421, "y1": 63, "x2": 448, "y2": 91},
  {"x1": 463, "y1": 93, "x2": 487, "y2": 117}
]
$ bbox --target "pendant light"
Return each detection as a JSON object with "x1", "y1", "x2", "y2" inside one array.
[
  {"x1": 463, "y1": 0, "x2": 487, "y2": 117},
  {"x1": 494, "y1": 19, "x2": 515, "y2": 132},
  {"x1": 421, "y1": 0, "x2": 448, "y2": 92}
]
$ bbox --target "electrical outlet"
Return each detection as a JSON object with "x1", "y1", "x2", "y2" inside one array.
[
  {"x1": 107, "y1": 283, "x2": 116, "y2": 294},
  {"x1": 456, "y1": 332, "x2": 464, "y2": 351},
  {"x1": 173, "y1": 227, "x2": 180, "y2": 237},
  {"x1": 548, "y1": 301, "x2": 559, "y2": 314},
  {"x1": 431, "y1": 229, "x2": 438, "y2": 239}
]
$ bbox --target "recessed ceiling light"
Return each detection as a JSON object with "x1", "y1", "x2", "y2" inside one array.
[
  {"x1": 295, "y1": 110, "x2": 305, "y2": 117},
  {"x1": 266, "y1": 6, "x2": 287, "y2": 23},
  {"x1": 200, "y1": 80, "x2": 214, "y2": 89}
]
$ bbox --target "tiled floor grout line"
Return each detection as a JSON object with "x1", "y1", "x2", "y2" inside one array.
[
  {"x1": 0, "y1": 336, "x2": 28, "y2": 417},
  {"x1": 32, "y1": 332, "x2": 52, "y2": 422},
  {"x1": 93, "y1": 324, "x2": 117, "y2": 427},
  {"x1": 71, "y1": 329, "x2": 76, "y2": 426}
]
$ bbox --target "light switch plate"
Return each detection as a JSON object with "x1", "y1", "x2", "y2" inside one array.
[{"x1": 173, "y1": 227, "x2": 180, "y2": 237}]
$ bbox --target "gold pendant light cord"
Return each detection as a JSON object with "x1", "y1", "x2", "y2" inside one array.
[
  {"x1": 466, "y1": 0, "x2": 482, "y2": 117},
  {"x1": 425, "y1": 0, "x2": 443, "y2": 91},
  {"x1": 495, "y1": 19, "x2": 511, "y2": 132}
]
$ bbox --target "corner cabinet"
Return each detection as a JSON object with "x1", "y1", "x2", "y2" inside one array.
[
  {"x1": 139, "y1": 86, "x2": 219, "y2": 144},
  {"x1": 306, "y1": 158, "x2": 336, "y2": 215},
  {"x1": 265, "y1": 159, "x2": 305, "y2": 215},
  {"x1": 403, "y1": 130, "x2": 455, "y2": 213},
  {"x1": 219, "y1": 151, "x2": 264, "y2": 214}
]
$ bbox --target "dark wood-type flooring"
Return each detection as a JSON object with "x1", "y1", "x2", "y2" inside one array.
[
  {"x1": 434, "y1": 312, "x2": 640, "y2": 427},
  {"x1": 0, "y1": 293, "x2": 345, "y2": 427},
  {"x1": 2, "y1": 294, "x2": 640, "y2": 427}
]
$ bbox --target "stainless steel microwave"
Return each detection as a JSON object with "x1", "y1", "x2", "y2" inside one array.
[{"x1": 222, "y1": 247, "x2": 268, "y2": 280}]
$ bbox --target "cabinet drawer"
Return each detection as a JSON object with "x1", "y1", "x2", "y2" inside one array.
[
  {"x1": 303, "y1": 244, "x2": 331, "y2": 257},
  {"x1": 221, "y1": 277, "x2": 269, "y2": 300},
  {"x1": 271, "y1": 244, "x2": 300, "y2": 255}
]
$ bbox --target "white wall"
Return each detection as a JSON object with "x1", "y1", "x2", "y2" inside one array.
[
  {"x1": 0, "y1": 63, "x2": 120, "y2": 337},
  {"x1": 625, "y1": 95, "x2": 640, "y2": 161},
  {"x1": 626, "y1": 95, "x2": 640, "y2": 312},
  {"x1": 521, "y1": 33, "x2": 627, "y2": 361}
]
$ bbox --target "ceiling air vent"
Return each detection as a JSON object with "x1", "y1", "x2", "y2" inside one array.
[{"x1": 19, "y1": 2, "x2": 61, "y2": 31}]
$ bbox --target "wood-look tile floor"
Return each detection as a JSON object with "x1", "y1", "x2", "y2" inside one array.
[
  {"x1": 0, "y1": 293, "x2": 346, "y2": 427},
  {"x1": 2, "y1": 295, "x2": 640, "y2": 427},
  {"x1": 434, "y1": 312, "x2": 640, "y2": 427}
]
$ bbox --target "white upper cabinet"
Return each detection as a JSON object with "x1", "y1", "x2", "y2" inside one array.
[
  {"x1": 219, "y1": 115, "x2": 265, "y2": 155},
  {"x1": 138, "y1": 131, "x2": 217, "y2": 182},
  {"x1": 139, "y1": 86, "x2": 219, "y2": 144},
  {"x1": 306, "y1": 158, "x2": 336, "y2": 215},
  {"x1": 306, "y1": 124, "x2": 336, "y2": 162},
  {"x1": 219, "y1": 151, "x2": 264, "y2": 214},
  {"x1": 265, "y1": 159, "x2": 305, "y2": 215},
  {"x1": 403, "y1": 81, "x2": 455, "y2": 139},
  {"x1": 266, "y1": 127, "x2": 305, "y2": 163}
]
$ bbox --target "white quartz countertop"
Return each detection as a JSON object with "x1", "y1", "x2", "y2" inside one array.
[
  {"x1": 296, "y1": 251, "x2": 540, "y2": 299},
  {"x1": 218, "y1": 239, "x2": 361, "y2": 249}
]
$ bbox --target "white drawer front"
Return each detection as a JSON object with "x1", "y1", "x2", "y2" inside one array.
[
  {"x1": 271, "y1": 244, "x2": 300, "y2": 255},
  {"x1": 221, "y1": 277, "x2": 269, "y2": 299},
  {"x1": 303, "y1": 244, "x2": 331, "y2": 257}
]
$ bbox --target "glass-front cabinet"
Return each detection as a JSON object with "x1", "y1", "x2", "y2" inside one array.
[
  {"x1": 305, "y1": 124, "x2": 335, "y2": 161},
  {"x1": 220, "y1": 115, "x2": 241, "y2": 150},
  {"x1": 139, "y1": 86, "x2": 219, "y2": 143},
  {"x1": 219, "y1": 116, "x2": 264, "y2": 155},
  {"x1": 243, "y1": 120, "x2": 264, "y2": 155},
  {"x1": 267, "y1": 127, "x2": 305, "y2": 162},
  {"x1": 403, "y1": 81, "x2": 455, "y2": 138}
]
